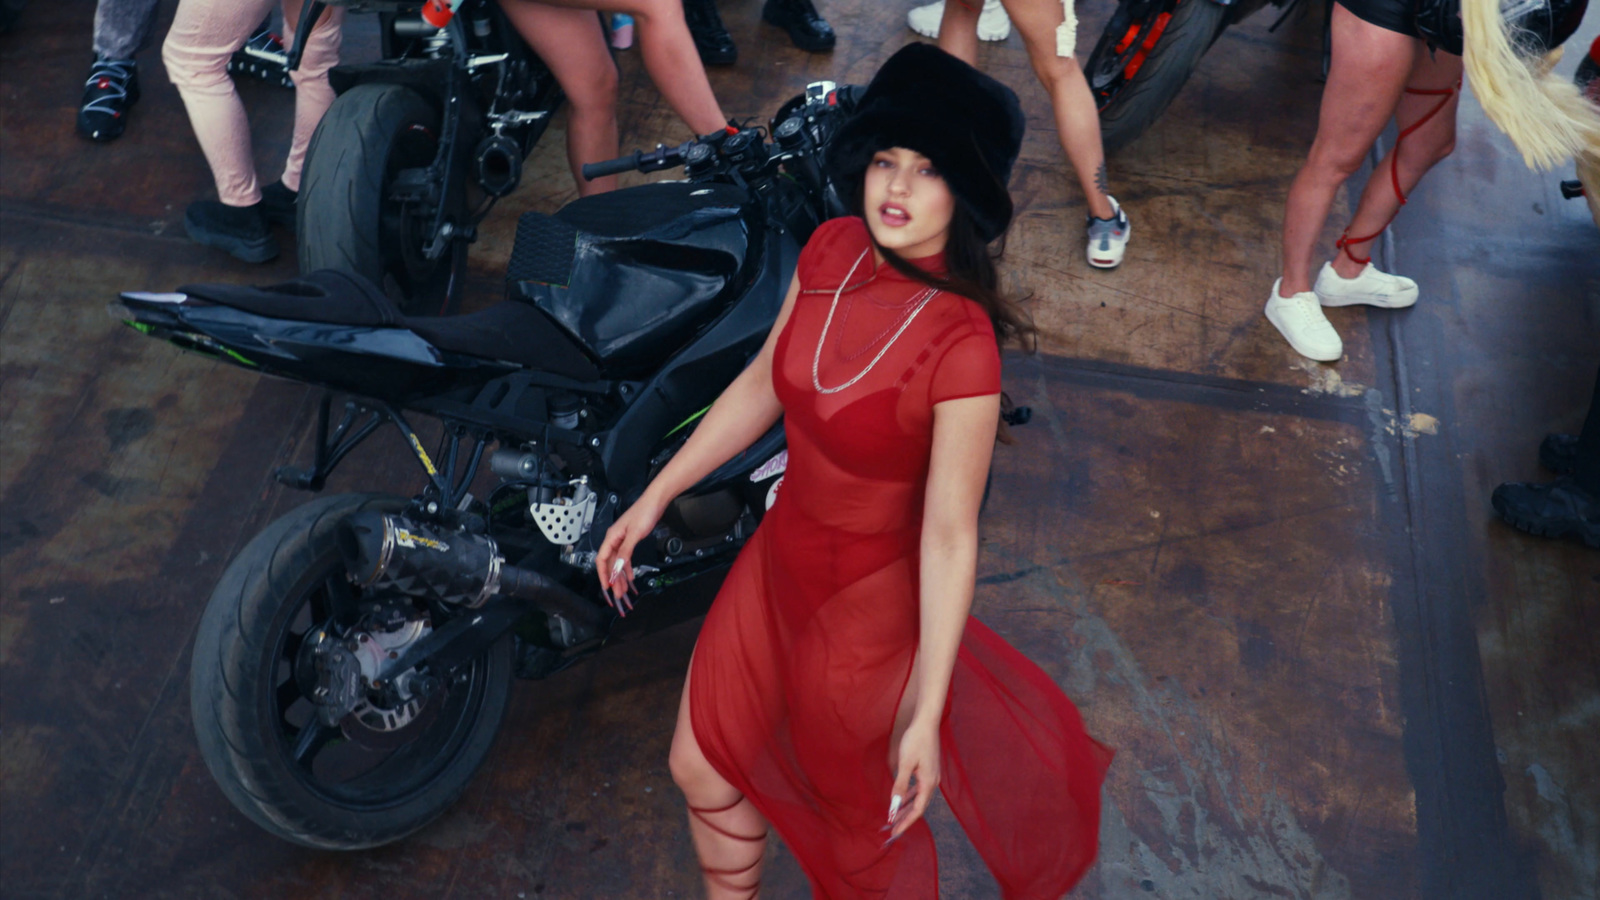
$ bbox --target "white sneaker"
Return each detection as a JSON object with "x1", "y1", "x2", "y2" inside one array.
[
  {"x1": 1086, "y1": 195, "x2": 1130, "y2": 269},
  {"x1": 1265, "y1": 279, "x2": 1343, "y2": 362},
  {"x1": 907, "y1": 0, "x2": 1011, "y2": 41},
  {"x1": 1313, "y1": 261, "x2": 1419, "y2": 309}
]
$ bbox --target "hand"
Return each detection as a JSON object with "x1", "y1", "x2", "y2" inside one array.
[
  {"x1": 593, "y1": 493, "x2": 666, "y2": 616},
  {"x1": 885, "y1": 717, "x2": 940, "y2": 843}
]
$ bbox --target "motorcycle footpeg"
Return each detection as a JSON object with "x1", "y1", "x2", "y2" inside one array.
[{"x1": 274, "y1": 465, "x2": 323, "y2": 491}]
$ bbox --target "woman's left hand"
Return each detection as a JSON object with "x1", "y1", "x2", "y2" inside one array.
[{"x1": 886, "y1": 717, "x2": 940, "y2": 842}]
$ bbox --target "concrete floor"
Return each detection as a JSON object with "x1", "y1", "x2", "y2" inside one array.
[{"x1": 2, "y1": 1, "x2": 1596, "y2": 898}]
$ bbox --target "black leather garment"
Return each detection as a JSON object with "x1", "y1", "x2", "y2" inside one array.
[
  {"x1": 762, "y1": 0, "x2": 835, "y2": 52},
  {"x1": 684, "y1": 0, "x2": 737, "y2": 65}
]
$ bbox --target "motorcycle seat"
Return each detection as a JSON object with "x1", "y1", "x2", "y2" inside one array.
[
  {"x1": 507, "y1": 181, "x2": 755, "y2": 378},
  {"x1": 178, "y1": 269, "x2": 600, "y2": 380}
]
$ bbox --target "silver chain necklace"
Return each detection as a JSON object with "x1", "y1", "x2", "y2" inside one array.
[{"x1": 811, "y1": 248, "x2": 939, "y2": 395}]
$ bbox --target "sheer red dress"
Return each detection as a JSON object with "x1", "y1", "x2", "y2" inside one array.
[{"x1": 687, "y1": 217, "x2": 1112, "y2": 899}]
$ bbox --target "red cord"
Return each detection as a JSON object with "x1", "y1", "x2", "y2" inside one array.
[{"x1": 1336, "y1": 79, "x2": 1460, "y2": 265}]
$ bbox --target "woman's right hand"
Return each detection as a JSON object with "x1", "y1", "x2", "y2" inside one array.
[{"x1": 593, "y1": 492, "x2": 667, "y2": 615}]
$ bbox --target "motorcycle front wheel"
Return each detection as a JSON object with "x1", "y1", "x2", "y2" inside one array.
[
  {"x1": 190, "y1": 493, "x2": 514, "y2": 850},
  {"x1": 1087, "y1": 0, "x2": 1228, "y2": 152},
  {"x1": 298, "y1": 84, "x2": 467, "y2": 316}
]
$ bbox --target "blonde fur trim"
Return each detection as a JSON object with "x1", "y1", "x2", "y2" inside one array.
[
  {"x1": 1056, "y1": 0, "x2": 1078, "y2": 57},
  {"x1": 1462, "y1": 0, "x2": 1600, "y2": 170}
]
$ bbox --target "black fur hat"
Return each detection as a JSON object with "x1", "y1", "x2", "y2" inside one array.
[{"x1": 823, "y1": 43, "x2": 1025, "y2": 243}]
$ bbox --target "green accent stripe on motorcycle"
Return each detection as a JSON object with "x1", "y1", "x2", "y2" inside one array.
[
  {"x1": 665, "y1": 405, "x2": 712, "y2": 438},
  {"x1": 123, "y1": 320, "x2": 154, "y2": 335},
  {"x1": 218, "y1": 346, "x2": 258, "y2": 368}
]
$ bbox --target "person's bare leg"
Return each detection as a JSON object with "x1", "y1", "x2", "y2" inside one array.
[
  {"x1": 1279, "y1": 5, "x2": 1413, "y2": 295},
  {"x1": 668, "y1": 656, "x2": 769, "y2": 899},
  {"x1": 999, "y1": 0, "x2": 1113, "y2": 218},
  {"x1": 501, "y1": 2, "x2": 620, "y2": 194},
  {"x1": 527, "y1": 0, "x2": 727, "y2": 134},
  {"x1": 937, "y1": 0, "x2": 981, "y2": 64},
  {"x1": 1331, "y1": 42, "x2": 1461, "y2": 277}
]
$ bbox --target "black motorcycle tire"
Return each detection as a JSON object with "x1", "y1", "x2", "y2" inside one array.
[
  {"x1": 1092, "y1": 0, "x2": 1229, "y2": 153},
  {"x1": 190, "y1": 492, "x2": 514, "y2": 850},
  {"x1": 298, "y1": 84, "x2": 467, "y2": 316}
]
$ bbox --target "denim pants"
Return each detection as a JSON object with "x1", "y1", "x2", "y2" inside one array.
[{"x1": 93, "y1": 0, "x2": 161, "y2": 59}]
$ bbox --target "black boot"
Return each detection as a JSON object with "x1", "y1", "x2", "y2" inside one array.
[
  {"x1": 1491, "y1": 476, "x2": 1600, "y2": 548},
  {"x1": 77, "y1": 55, "x2": 140, "y2": 142},
  {"x1": 259, "y1": 180, "x2": 299, "y2": 230},
  {"x1": 762, "y1": 0, "x2": 835, "y2": 52},
  {"x1": 184, "y1": 200, "x2": 280, "y2": 263},
  {"x1": 684, "y1": 0, "x2": 737, "y2": 65},
  {"x1": 1539, "y1": 433, "x2": 1578, "y2": 474}
]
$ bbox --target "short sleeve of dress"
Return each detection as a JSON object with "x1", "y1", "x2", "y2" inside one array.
[
  {"x1": 796, "y1": 217, "x2": 869, "y2": 292},
  {"x1": 928, "y1": 317, "x2": 1002, "y2": 405}
]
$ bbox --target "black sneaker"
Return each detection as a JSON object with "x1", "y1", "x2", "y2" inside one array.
[
  {"x1": 1491, "y1": 476, "x2": 1600, "y2": 548},
  {"x1": 184, "y1": 200, "x2": 279, "y2": 263},
  {"x1": 77, "y1": 56, "x2": 140, "y2": 142},
  {"x1": 762, "y1": 0, "x2": 835, "y2": 52},
  {"x1": 684, "y1": 0, "x2": 737, "y2": 66},
  {"x1": 259, "y1": 181, "x2": 298, "y2": 229},
  {"x1": 1539, "y1": 433, "x2": 1579, "y2": 474},
  {"x1": 228, "y1": 23, "x2": 294, "y2": 89}
]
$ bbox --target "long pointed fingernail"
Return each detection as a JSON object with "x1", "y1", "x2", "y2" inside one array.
[{"x1": 887, "y1": 794, "x2": 902, "y2": 822}]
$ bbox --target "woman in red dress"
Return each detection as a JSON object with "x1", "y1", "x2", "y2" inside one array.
[{"x1": 596, "y1": 44, "x2": 1112, "y2": 899}]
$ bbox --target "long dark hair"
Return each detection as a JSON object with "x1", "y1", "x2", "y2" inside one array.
[{"x1": 862, "y1": 200, "x2": 1037, "y2": 442}]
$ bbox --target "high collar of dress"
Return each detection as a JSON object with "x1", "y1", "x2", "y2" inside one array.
[{"x1": 832, "y1": 248, "x2": 948, "y2": 293}]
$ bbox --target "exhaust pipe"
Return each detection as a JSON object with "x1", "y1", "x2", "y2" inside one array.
[
  {"x1": 473, "y1": 133, "x2": 522, "y2": 198},
  {"x1": 339, "y1": 512, "x2": 602, "y2": 642}
]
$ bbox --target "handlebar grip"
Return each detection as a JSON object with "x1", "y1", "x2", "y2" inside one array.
[{"x1": 582, "y1": 153, "x2": 641, "y2": 181}]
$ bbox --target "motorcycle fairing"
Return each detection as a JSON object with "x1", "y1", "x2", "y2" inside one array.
[
  {"x1": 593, "y1": 222, "x2": 799, "y2": 501},
  {"x1": 508, "y1": 182, "x2": 759, "y2": 378},
  {"x1": 115, "y1": 292, "x2": 549, "y2": 404}
]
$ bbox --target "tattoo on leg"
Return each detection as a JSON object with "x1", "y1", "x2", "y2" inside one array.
[{"x1": 1093, "y1": 162, "x2": 1110, "y2": 197}]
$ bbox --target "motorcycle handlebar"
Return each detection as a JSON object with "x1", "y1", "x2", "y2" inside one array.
[{"x1": 581, "y1": 153, "x2": 646, "y2": 181}]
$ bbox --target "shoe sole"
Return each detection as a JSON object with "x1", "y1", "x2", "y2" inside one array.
[
  {"x1": 1317, "y1": 292, "x2": 1418, "y2": 309},
  {"x1": 977, "y1": 20, "x2": 1010, "y2": 40},
  {"x1": 1495, "y1": 507, "x2": 1600, "y2": 548},
  {"x1": 184, "y1": 217, "x2": 280, "y2": 264},
  {"x1": 1264, "y1": 304, "x2": 1342, "y2": 362}
]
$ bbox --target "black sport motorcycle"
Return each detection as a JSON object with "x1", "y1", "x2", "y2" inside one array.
[
  {"x1": 1086, "y1": 0, "x2": 1328, "y2": 151},
  {"x1": 286, "y1": 0, "x2": 565, "y2": 315},
  {"x1": 115, "y1": 82, "x2": 856, "y2": 849}
]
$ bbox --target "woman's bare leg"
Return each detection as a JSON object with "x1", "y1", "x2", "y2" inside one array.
[
  {"x1": 1279, "y1": 5, "x2": 1415, "y2": 295},
  {"x1": 1331, "y1": 43, "x2": 1461, "y2": 277},
  {"x1": 937, "y1": 0, "x2": 982, "y2": 64},
  {"x1": 501, "y1": 2, "x2": 620, "y2": 194},
  {"x1": 668, "y1": 656, "x2": 769, "y2": 899},
  {"x1": 944, "y1": 0, "x2": 1114, "y2": 219},
  {"x1": 518, "y1": 0, "x2": 727, "y2": 134}
]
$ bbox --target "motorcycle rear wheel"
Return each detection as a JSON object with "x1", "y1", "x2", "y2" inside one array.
[
  {"x1": 190, "y1": 493, "x2": 514, "y2": 849},
  {"x1": 1087, "y1": 0, "x2": 1228, "y2": 153},
  {"x1": 298, "y1": 83, "x2": 467, "y2": 316}
]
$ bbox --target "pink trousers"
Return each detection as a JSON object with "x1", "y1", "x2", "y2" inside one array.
[{"x1": 162, "y1": 0, "x2": 343, "y2": 207}]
